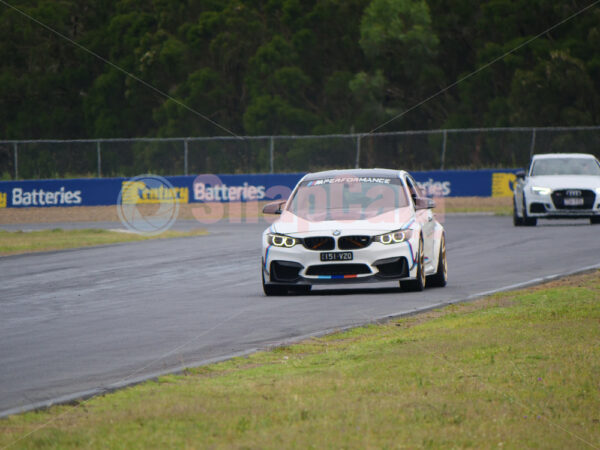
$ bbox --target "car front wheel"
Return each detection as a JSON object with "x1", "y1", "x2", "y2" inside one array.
[
  {"x1": 401, "y1": 237, "x2": 426, "y2": 292},
  {"x1": 427, "y1": 234, "x2": 447, "y2": 287}
]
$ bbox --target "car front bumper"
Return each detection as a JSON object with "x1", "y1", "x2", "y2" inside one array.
[
  {"x1": 526, "y1": 191, "x2": 600, "y2": 218},
  {"x1": 262, "y1": 239, "x2": 419, "y2": 285}
]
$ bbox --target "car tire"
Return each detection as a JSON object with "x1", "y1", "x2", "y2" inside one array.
[
  {"x1": 513, "y1": 197, "x2": 524, "y2": 226},
  {"x1": 401, "y1": 237, "x2": 426, "y2": 292},
  {"x1": 591, "y1": 217, "x2": 600, "y2": 225},
  {"x1": 427, "y1": 234, "x2": 447, "y2": 288},
  {"x1": 522, "y1": 195, "x2": 537, "y2": 226},
  {"x1": 262, "y1": 269, "x2": 288, "y2": 296}
]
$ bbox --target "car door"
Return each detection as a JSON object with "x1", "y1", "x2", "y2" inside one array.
[{"x1": 406, "y1": 175, "x2": 435, "y2": 263}]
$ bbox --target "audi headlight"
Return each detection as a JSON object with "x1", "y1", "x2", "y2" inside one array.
[
  {"x1": 373, "y1": 229, "x2": 413, "y2": 245},
  {"x1": 267, "y1": 233, "x2": 300, "y2": 248},
  {"x1": 531, "y1": 186, "x2": 552, "y2": 195}
]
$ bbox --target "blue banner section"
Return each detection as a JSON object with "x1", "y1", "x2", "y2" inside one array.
[
  {"x1": 188, "y1": 174, "x2": 303, "y2": 204},
  {"x1": 0, "y1": 178, "x2": 122, "y2": 208},
  {"x1": 0, "y1": 169, "x2": 520, "y2": 209},
  {"x1": 411, "y1": 169, "x2": 519, "y2": 197}
]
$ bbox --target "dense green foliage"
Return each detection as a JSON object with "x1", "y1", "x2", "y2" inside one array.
[
  {"x1": 1, "y1": 0, "x2": 599, "y2": 177},
  {"x1": 1, "y1": 0, "x2": 599, "y2": 140}
]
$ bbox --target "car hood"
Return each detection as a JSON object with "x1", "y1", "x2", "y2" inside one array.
[
  {"x1": 527, "y1": 175, "x2": 600, "y2": 190},
  {"x1": 267, "y1": 208, "x2": 416, "y2": 236}
]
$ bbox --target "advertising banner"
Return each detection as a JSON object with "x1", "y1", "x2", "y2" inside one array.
[
  {"x1": 0, "y1": 169, "x2": 519, "y2": 209},
  {"x1": 412, "y1": 169, "x2": 518, "y2": 197}
]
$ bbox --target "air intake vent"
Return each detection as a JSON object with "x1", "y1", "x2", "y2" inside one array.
[
  {"x1": 529, "y1": 202, "x2": 546, "y2": 214},
  {"x1": 338, "y1": 235, "x2": 371, "y2": 250},
  {"x1": 375, "y1": 257, "x2": 409, "y2": 278},
  {"x1": 306, "y1": 264, "x2": 371, "y2": 276},
  {"x1": 270, "y1": 261, "x2": 303, "y2": 282},
  {"x1": 303, "y1": 237, "x2": 335, "y2": 250}
]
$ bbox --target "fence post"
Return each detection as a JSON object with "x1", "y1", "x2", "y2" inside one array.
[
  {"x1": 97, "y1": 141, "x2": 102, "y2": 177},
  {"x1": 184, "y1": 139, "x2": 189, "y2": 176},
  {"x1": 355, "y1": 135, "x2": 361, "y2": 169},
  {"x1": 440, "y1": 130, "x2": 447, "y2": 170},
  {"x1": 529, "y1": 129, "x2": 536, "y2": 159},
  {"x1": 269, "y1": 136, "x2": 274, "y2": 173},
  {"x1": 13, "y1": 143, "x2": 18, "y2": 180}
]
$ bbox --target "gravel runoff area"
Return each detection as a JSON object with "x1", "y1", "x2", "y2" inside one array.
[{"x1": 0, "y1": 197, "x2": 512, "y2": 225}]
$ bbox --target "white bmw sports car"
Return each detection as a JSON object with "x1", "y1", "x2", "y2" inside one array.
[
  {"x1": 513, "y1": 153, "x2": 600, "y2": 226},
  {"x1": 261, "y1": 169, "x2": 447, "y2": 296}
]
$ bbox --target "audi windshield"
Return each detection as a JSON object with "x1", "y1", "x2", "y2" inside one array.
[{"x1": 531, "y1": 158, "x2": 600, "y2": 176}]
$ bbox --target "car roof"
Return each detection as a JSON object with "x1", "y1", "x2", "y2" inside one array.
[
  {"x1": 532, "y1": 153, "x2": 597, "y2": 160},
  {"x1": 302, "y1": 168, "x2": 407, "y2": 181}
]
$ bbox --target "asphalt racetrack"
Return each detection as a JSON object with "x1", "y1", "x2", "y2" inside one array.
[{"x1": 1, "y1": 215, "x2": 599, "y2": 417}]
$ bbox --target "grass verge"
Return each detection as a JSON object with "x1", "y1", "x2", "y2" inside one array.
[
  {"x1": 0, "y1": 228, "x2": 208, "y2": 256},
  {"x1": 1, "y1": 271, "x2": 599, "y2": 448},
  {"x1": 438, "y1": 196, "x2": 512, "y2": 215}
]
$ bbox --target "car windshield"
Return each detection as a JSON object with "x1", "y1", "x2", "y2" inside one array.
[
  {"x1": 531, "y1": 158, "x2": 600, "y2": 176},
  {"x1": 287, "y1": 176, "x2": 409, "y2": 221}
]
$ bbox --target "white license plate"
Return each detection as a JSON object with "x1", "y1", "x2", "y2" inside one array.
[
  {"x1": 564, "y1": 198, "x2": 584, "y2": 206},
  {"x1": 320, "y1": 252, "x2": 353, "y2": 262}
]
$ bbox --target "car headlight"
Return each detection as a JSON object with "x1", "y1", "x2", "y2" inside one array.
[
  {"x1": 373, "y1": 229, "x2": 413, "y2": 245},
  {"x1": 531, "y1": 186, "x2": 552, "y2": 195},
  {"x1": 267, "y1": 233, "x2": 300, "y2": 248},
  {"x1": 595, "y1": 187, "x2": 600, "y2": 195}
]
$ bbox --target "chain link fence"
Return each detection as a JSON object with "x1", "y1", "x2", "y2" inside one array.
[{"x1": 1, "y1": 127, "x2": 599, "y2": 180}]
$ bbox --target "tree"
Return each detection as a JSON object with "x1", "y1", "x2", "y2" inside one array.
[
  {"x1": 354, "y1": 0, "x2": 443, "y2": 131},
  {"x1": 509, "y1": 51, "x2": 597, "y2": 125}
]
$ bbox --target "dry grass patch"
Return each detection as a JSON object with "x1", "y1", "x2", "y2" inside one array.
[
  {"x1": 440, "y1": 196, "x2": 512, "y2": 215},
  {"x1": 0, "y1": 228, "x2": 208, "y2": 256},
  {"x1": 0, "y1": 202, "x2": 273, "y2": 225},
  {"x1": 0, "y1": 197, "x2": 512, "y2": 225}
]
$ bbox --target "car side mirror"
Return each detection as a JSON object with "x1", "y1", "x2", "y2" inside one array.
[
  {"x1": 415, "y1": 197, "x2": 435, "y2": 210},
  {"x1": 516, "y1": 170, "x2": 526, "y2": 180},
  {"x1": 262, "y1": 201, "x2": 285, "y2": 215}
]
